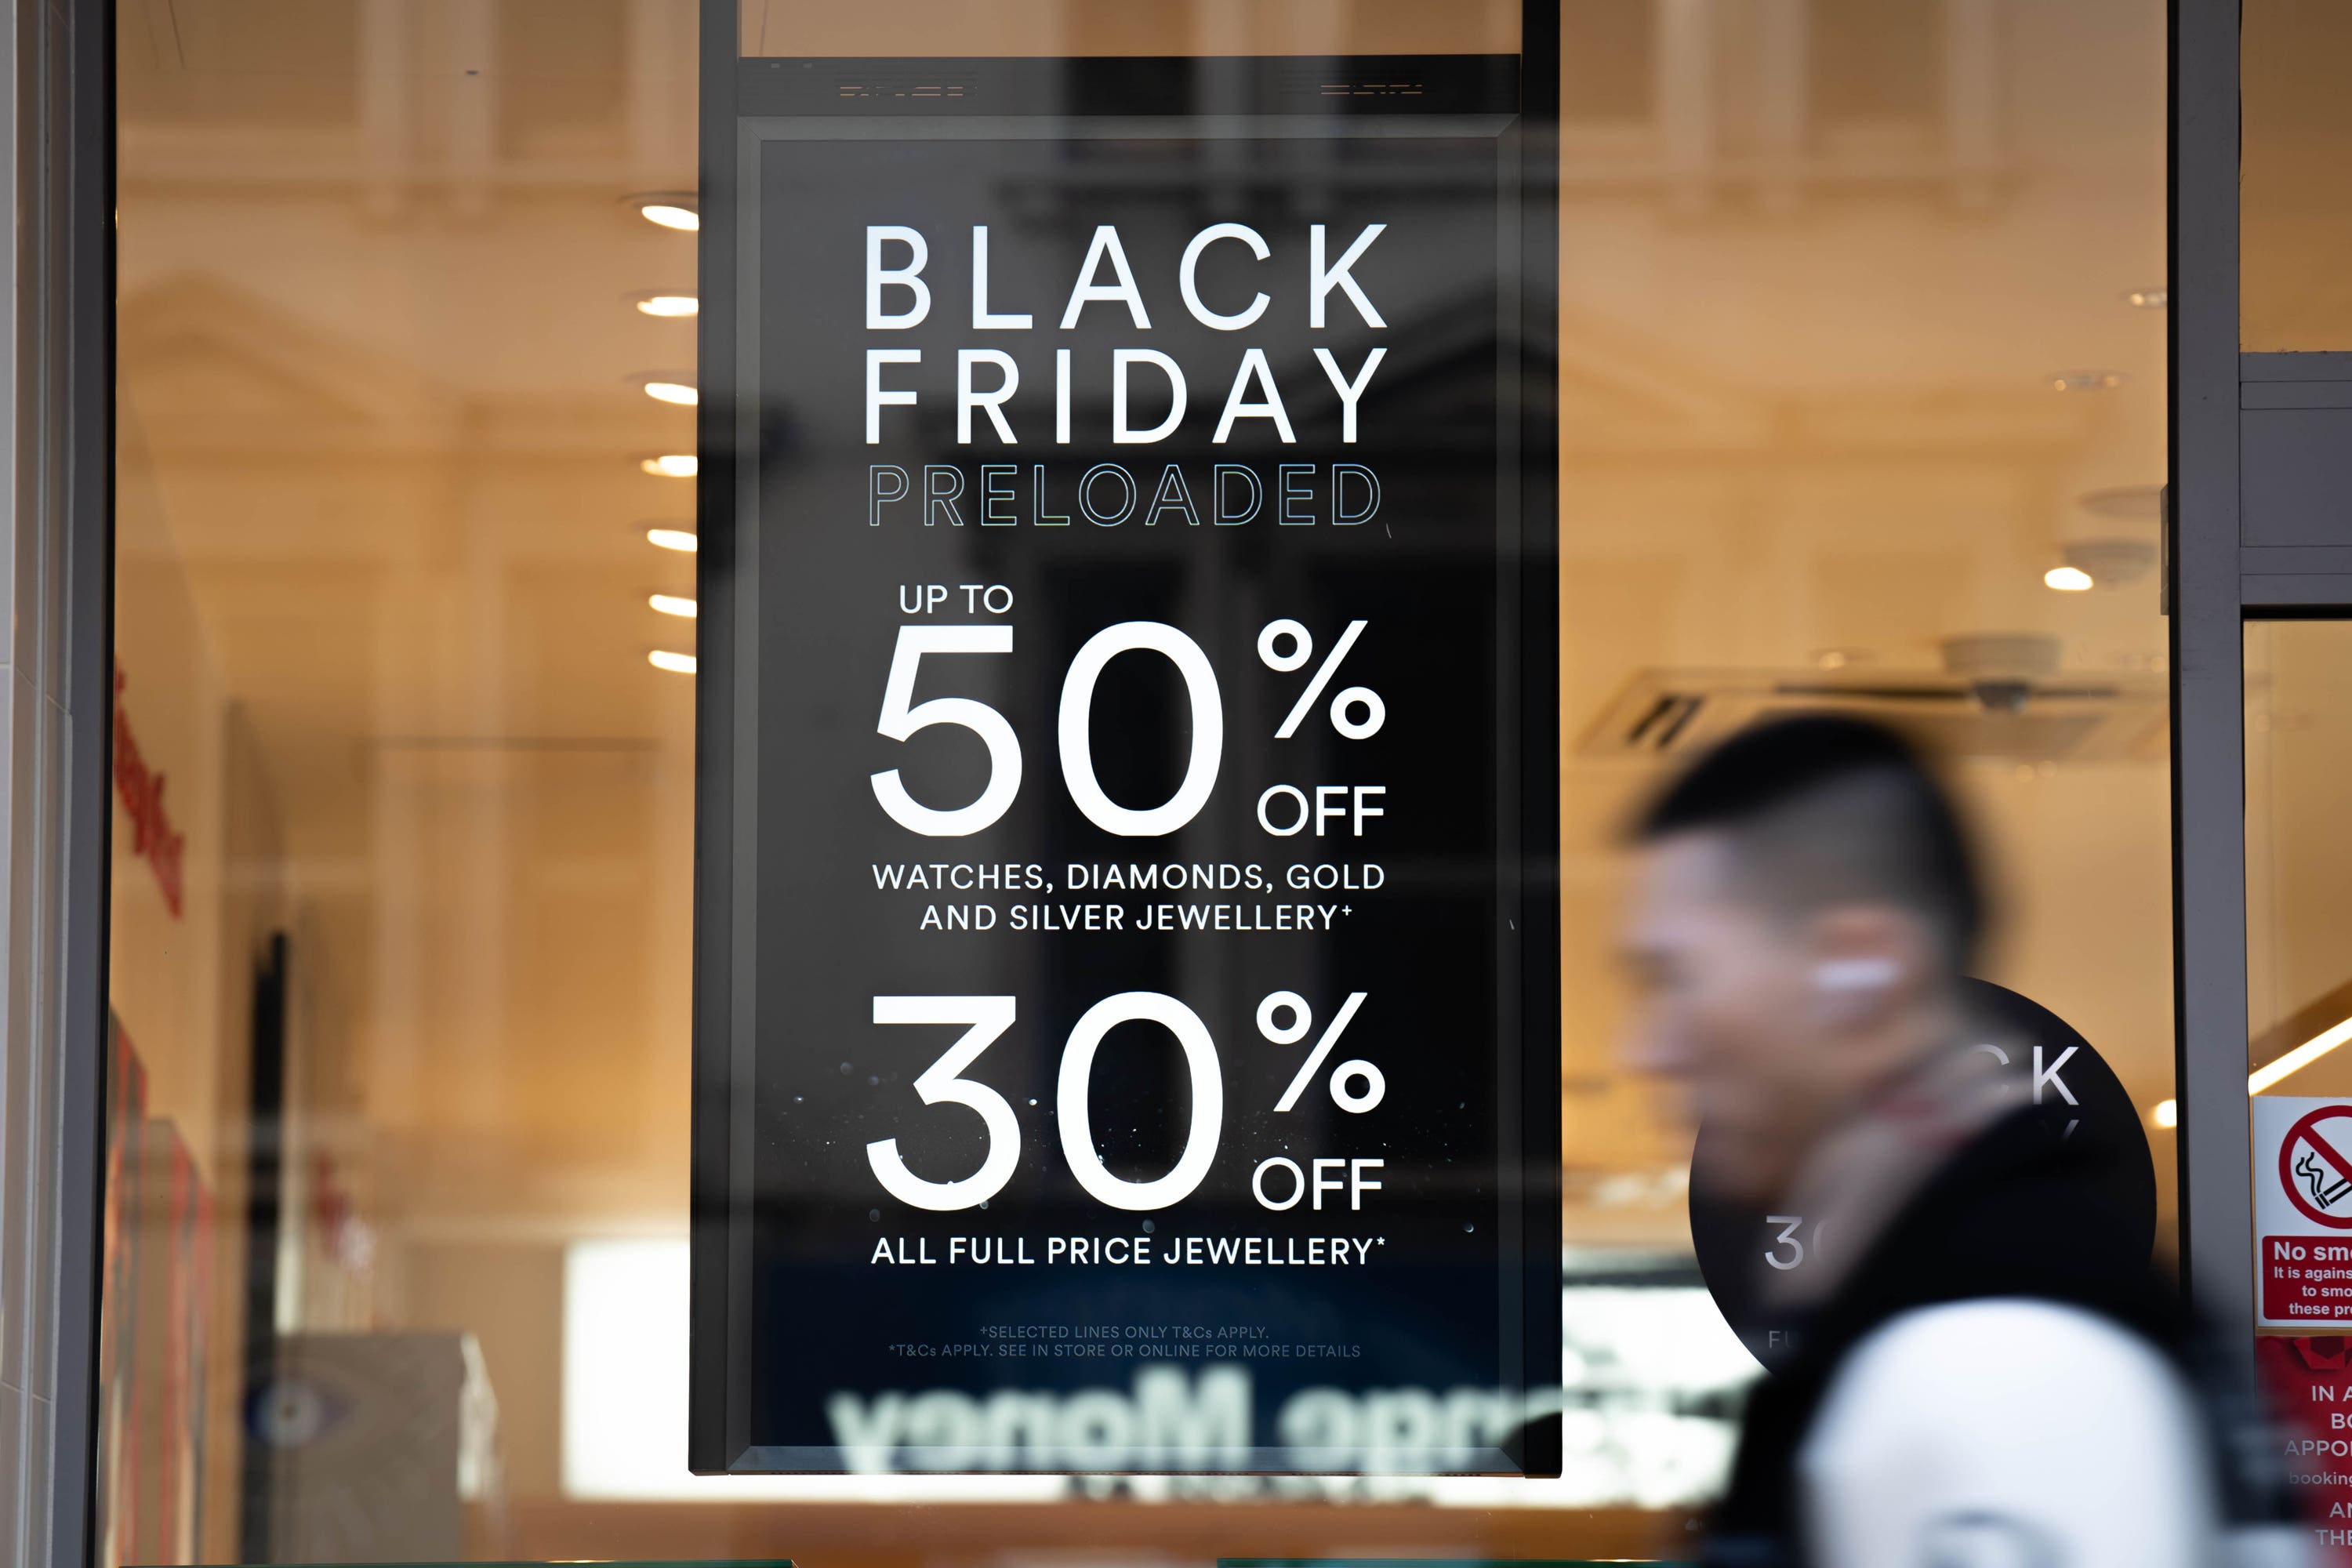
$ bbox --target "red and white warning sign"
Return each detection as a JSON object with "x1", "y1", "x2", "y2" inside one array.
[{"x1": 2256, "y1": 1098, "x2": 2352, "y2": 1327}]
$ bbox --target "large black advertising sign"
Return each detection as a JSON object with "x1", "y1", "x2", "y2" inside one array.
[{"x1": 691, "y1": 33, "x2": 1559, "y2": 1477}]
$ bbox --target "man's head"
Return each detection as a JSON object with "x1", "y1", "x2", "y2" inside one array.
[{"x1": 1621, "y1": 714, "x2": 1984, "y2": 1205}]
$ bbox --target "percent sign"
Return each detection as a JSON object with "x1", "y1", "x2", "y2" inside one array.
[
  {"x1": 1258, "y1": 990, "x2": 1385, "y2": 1113},
  {"x1": 1258, "y1": 619, "x2": 1385, "y2": 739}
]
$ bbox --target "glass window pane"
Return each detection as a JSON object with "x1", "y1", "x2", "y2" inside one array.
[
  {"x1": 1558, "y1": 0, "x2": 2176, "y2": 1298},
  {"x1": 100, "y1": 0, "x2": 2170, "y2": 1560},
  {"x1": 2242, "y1": 621, "x2": 2352, "y2": 1340},
  {"x1": 2246, "y1": 621, "x2": 2352, "y2": 1081}
]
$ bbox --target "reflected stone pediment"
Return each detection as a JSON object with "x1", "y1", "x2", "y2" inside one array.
[{"x1": 122, "y1": 272, "x2": 459, "y2": 454}]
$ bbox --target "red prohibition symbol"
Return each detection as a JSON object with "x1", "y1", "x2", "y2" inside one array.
[{"x1": 2281, "y1": 1106, "x2": 2352, "y2": 1229}]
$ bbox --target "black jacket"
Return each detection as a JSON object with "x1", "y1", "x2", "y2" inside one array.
[{"x1": 1701, "y1": 1103, "x2": 2192, "y2": 1567}]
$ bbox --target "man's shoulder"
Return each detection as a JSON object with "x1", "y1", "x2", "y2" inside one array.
[
  {"x1": 1799, "y1": 1299, "x2": 2216, "y2": 1568},
  {"x1": 1838, "y1": 1104, "x2": 2172, "y2": 1340}
]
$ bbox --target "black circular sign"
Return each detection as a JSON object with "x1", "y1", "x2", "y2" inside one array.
[{"x1": 1686, "y1": 978, "x2": 2157, "y2": 1370}]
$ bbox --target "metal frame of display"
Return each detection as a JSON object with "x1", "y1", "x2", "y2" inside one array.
[
  {"x1": 2170, "y1": 0, "x2": 2252, "y2": 1362},
  {"x1": 2176, "y1": 0, "x2": 2352, "y2": 1377},
  {"x1": 2168, "y1": 0, "x2": 2352, "y2": 1373},
  {"x1": 35, "y1": 0, "x2": 119, "y2": 1560}
]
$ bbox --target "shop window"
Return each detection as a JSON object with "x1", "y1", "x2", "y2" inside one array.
[{"x1": 96, "y1": 0, "x2": 2169, "y2": 1561}]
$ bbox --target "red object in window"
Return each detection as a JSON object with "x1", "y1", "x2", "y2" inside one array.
[
  {"x1": 112, "y1": 667, "x2": 184, "y2": 918},
  {"x1": 2256, "y1": 1335, "x2": 2352, "y2": 1558}
]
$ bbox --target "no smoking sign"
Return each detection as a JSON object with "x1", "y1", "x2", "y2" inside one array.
[{"x1": 2254, "y1": 1098, "x2": 2352, "y2": 1326}]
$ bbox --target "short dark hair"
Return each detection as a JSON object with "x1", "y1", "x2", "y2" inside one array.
[{"x1": 1631, "y1": 713, "x2": 1984, "y2": 970}]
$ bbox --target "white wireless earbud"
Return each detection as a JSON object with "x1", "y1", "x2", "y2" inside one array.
[{"x1": 1814, "y1": 956, "x2": 1897, "y2": 994}]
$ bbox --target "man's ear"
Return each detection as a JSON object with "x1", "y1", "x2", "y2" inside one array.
[{"x1": 1804, "y1": 905, "x2": 1925, "y2": 1035}]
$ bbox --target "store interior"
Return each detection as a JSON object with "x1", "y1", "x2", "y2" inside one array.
[{"x1": 93, "y1": 0, "x2": 2245, "y2": 1563}]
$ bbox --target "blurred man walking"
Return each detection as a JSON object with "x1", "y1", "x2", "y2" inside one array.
[{"x1": 1623, "y1": 714, "x2": 2310, "y2": 1568}]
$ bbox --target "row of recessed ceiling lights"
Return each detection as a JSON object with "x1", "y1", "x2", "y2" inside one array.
[
  {"x1": 617, "y1": 220, "x2": 2172, "y2": 631},
  {"x1": 631, "y1": 194, "x2": 701, "y2": 674}
]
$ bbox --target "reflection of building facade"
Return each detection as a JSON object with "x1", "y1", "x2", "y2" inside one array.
[{"x1": 0, "y1": 0, "x2": 2346, "y2": 1564}]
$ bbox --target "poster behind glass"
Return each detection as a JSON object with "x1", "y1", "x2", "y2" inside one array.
[{"x1": 691, "y1": 42, "x2": 1560, "y2": 1476}]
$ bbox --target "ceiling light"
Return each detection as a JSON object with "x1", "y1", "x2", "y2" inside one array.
[
  {"x1": 2050, "y1": 370, "x2": 2125, "y2": 393},
  {"x1": 639, "y1": 377, "x2": 698, "y2": 407},
  {"x1": 2152, "y1": 1098, "x2": 2178, "y2": 1129},
  {"x1": 627, "y1": 193, "x2": 699, "y2": 232},
  {"x1": 2044, "y1": 565, "x2": 2093, "y2": 591},
  {"x1": 2250, "y1": 1014, "x2": 2352, "y2": 1094},
  {"x1": 648, "y1": 650, "x2": 697, "y2": 675},
  {"x1": 650, "y1": 593, "x2": 698, "y2": 618},
  {"x1": 2122, "y1": 287, "x2": 2169, "y2": 310},
  {"x1": 630, "y1": 292, "x2": 699, "y2": 318},
  {"x1": 646, "y1": 528, "x2": 697, "y2": 552},
  {"x1": 641, "y1": 455, "x2": 697, "y2": 478}
]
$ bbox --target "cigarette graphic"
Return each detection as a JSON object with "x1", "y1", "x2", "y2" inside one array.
[{"x1": 2298, "y1": 1148, "x2": 2352, "y2": 1209}]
